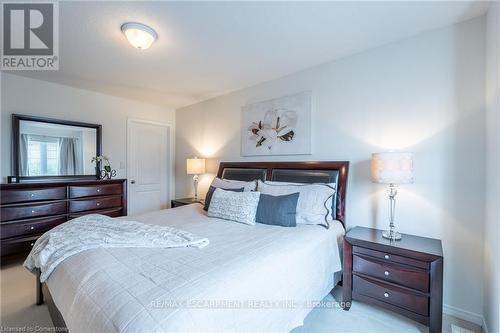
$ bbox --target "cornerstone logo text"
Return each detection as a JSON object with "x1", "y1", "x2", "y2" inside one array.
[{"x1": 1, "y1": 1, "x2": 59, "y2": 70}]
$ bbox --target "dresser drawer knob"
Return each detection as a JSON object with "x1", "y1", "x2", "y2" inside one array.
[
  {"x1": 384, "y1": 292, "x2": 389, "y2": 298},
  {"x1": 96, "y1": 202, "x2": 101, "y2": 206},
  {"x1": 31, "y1": 210, "x2": 36, "y2": 214},
  {"x1": 384, "y1": 271, "x2": 390, "y2": 276},
  {"x1": 30, "y1": 226, "x2": 35, "y2": 230},
  {"x1": 30, "y1": 243, "x2": 34, "y2": 247},
  {"x1": 384, "y1": 254, "x2": 390, "y2": 260},
  {"x1": 30, "y1": 193, "x2": 35, "y2": 197},
  {"x1": 97, "y1": 189, "x2": 101, "y2": 192}
]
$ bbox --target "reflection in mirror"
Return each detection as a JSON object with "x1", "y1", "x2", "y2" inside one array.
[{"x1": 19, "y1": 120, "x2": 97, "y2": 176}]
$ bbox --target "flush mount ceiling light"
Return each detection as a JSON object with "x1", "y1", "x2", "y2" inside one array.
[{"x1": 121, "y1": 22, "x2": 158, "y2": 50}]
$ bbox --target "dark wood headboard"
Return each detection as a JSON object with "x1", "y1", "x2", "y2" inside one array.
[{"x1": 216, "y1": 161, "x2": 349, "y2": 229}]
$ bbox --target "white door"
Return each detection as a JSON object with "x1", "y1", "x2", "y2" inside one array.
[{"x1": 127, "y1": 119, "x2": 171, "y2": 215}]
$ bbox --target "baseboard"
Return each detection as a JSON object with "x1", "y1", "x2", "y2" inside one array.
[{"x1": 443, "y1": 304, "x2": 487, "y2": 331}]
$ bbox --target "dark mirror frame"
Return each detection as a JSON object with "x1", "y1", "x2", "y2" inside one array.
[{"x1": 9, "y1": 114, "x2": 102, "y2": 183}]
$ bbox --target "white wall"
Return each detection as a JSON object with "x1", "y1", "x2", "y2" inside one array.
[
  {"x1": 176, "y1": 17, "x2": 487, "y2": 320},
  {"x1": 1, "y1": 73, "x2": 175, "y2": 184},
  {"x1": 484, "y1": 3, "x2": 500, "y2": 333}
]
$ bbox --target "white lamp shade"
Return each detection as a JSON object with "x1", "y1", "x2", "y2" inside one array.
[
  {"x1": 186, "y1": 158, "x2": 206, "y2": 175},
  {"x1": 121, "y1": 22, "x2": 158, "y2": 50},
  {"x1": 371, "y1": 152, "x2": 414, "y2": 184}
]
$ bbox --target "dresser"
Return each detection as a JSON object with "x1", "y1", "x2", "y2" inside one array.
[
  {"x1": 1, "y1": 179, "x2": 127, "y2": 262},
  {"x1": 343, "y1": 227, "x2": 443, "y2": 333}
]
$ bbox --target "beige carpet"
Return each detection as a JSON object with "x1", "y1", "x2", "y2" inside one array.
[{"x1": 1, "y1": 261, "x2": 482, "y2": 333}]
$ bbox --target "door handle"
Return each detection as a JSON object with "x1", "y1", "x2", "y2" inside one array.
[{"x1": 130, "y1": 180, "x2": 136, "y2": 184}]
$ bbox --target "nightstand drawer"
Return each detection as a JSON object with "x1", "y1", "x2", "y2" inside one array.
[
  {"x1": 353, "y1": 254, "x2": 429, "y2": 292},
  {"x1": 353, "y1": 275, "x2": 429, "y2": 316},
  {"x1": 353, "y1": 246, "x2": 429, "y2": 270}
]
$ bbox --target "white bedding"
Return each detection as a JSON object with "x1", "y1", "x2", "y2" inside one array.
[
  {"x1": 46, "y1": 204, "x2": 344, "y2": 333},
  {"x1": 25, "y1": 214, "x2": 209, "y2": 282}
]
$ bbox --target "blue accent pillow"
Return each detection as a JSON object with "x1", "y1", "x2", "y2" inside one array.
[
  {"x1": 255, "y1": 192, "x2": 299, "y2": 227},
  {"x1": 203, "y1": 186, "x2": 244, "y2": 211}
]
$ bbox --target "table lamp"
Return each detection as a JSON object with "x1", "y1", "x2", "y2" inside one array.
[
  {"x1": 371, "y1": 152, "x2": 414, "y2": 240},
  {"x1": 186, "y1": 157, "x2": 206, "y2": 200}
]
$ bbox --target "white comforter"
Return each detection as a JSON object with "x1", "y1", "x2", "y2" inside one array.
[
  {"x1": 24, "y1": 214, "x2": 209, "y2": 282},
  {"x1": 46, "y1": 204, "x2": 344, "y2": 333}
]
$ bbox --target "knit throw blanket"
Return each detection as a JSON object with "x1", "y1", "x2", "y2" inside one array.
[{"x1": 24, "y1": 214, "x2": 209, "y2": 282}]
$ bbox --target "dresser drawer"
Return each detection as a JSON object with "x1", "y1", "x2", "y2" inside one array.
[
  {"x1": 1, "y1": 235, "x2": 40, "y2": 257},
  {"x1": 69, "y1": 207, "x2": 123, "y2": 219},
  {"x1": 1, "y1": 187, "x2": 66, "y2": 204},
  {"x1": 353, "y1": 246, "x2": 429, "y2": 270},
  {"x1": 353, "y1": 275, "x2": 429, "y2": 316},
  {"x1": 1, "y1": 202, "x2": 67, "y2": 222},
  {"x1": 69, "y1": 196, "x2": 122, "y2": 213},
  {"x1": 353, "y1": 254, "x2": 429, "y2": 292},
  {"x1": 69, "y1": 184, "x2": 122, "y2": 198},
  {"x1": 1, "y1": 215, "x2": 66, "y2": 239}
]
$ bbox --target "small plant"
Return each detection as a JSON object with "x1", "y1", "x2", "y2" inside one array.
[{"x1": 91, "y1": 155, "x2": 116, "y2": 179}]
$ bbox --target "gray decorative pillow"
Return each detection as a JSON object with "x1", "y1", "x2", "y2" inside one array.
[
  {"x1": 256, "y1": 193, "x2": 299, "y2": 227},
  {"x1": 207, "y1": 188, "x2": 261, "y2": 225}
]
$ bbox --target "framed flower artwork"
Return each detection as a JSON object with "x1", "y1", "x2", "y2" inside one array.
[{"x1": 241, "y1": 91, "x2": 312, "y2": 156}]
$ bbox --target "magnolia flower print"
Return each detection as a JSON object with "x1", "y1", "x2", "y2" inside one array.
[{"x1": 248, "y1": 108, "x2": 297, "y2": 149}]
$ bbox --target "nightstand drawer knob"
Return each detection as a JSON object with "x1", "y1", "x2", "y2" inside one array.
[
  {"x1": 384, "y1": 254, "x2": 390, "y2": 260},
  {"x1": 384, "y1": 292, "x2": 389, "y2": 298},
  {"x1": 384, "y1": 271, "x2": 390, "y2": 276}
]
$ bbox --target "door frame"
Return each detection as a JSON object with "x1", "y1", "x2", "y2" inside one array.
[{"x1": 126, "y1": 118, "x2": 175, "y2": 213}]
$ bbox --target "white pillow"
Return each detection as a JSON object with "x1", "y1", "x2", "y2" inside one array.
[
  {"x1": 207, "y1": 188, "x2": 261, "y2": 225},
  {"x1": 210, "y1": 177, "x2": 257, "y2": 191},
  {"x1": 257, "y1": 180, "x2": 336, "y2": 228},
  {"x1": 265, "y1": 181, "x2": 337, "y2": 221}
]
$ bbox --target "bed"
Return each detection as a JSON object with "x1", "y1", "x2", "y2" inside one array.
[{"x1": 37, "y1": 161, "x2": 349, "y2": 332}]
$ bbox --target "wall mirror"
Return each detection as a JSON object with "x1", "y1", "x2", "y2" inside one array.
[{"x1": 11, "y1": 114, "x2": 102, "y2": 182}]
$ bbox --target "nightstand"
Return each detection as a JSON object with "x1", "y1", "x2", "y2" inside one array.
[
  {"x1": 171, "y1": 198, "x2": 204, "y2": 208},
  {"x1": 343, "y1": 226, "x2": 443, "y2": 333}
]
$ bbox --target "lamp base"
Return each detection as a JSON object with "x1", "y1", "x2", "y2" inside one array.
[
  {"x1": 382, "y1": 230, "x2": 402, "y2": 241},
  {"x1": 193, "y1": 174, "x2": 199, "y2": 201}
]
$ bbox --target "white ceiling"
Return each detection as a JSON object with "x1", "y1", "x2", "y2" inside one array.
[{"x1": 11, "y1": 1, "x2": 490, "y2": 109}]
